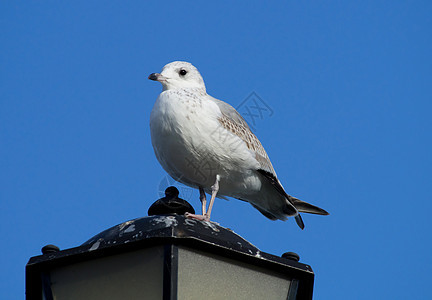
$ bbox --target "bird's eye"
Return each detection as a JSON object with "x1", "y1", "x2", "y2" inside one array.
[{"x1": 179, "y1": 69, "x2": 187, "y2": 76}]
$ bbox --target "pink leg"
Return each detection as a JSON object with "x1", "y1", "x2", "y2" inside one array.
[
  {"x1": 185, "y1": 186, "x2": 209, "y2": 221},
  {"x1": 185, "y1": 176, "x2": 220, "y2": 221},
  {"x1": 199, "y1": 186, "x2": 207, "y2": 215},
  {"x1": 205, "y1": 175, "x2": 220, "y2": 220}
]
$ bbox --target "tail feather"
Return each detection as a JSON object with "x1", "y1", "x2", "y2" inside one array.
[
  {"x1": 295, "y1": 215, "x2": 305, "y2": 230},
  {"x1": 256, "y1": 169, "x2": 329, "y2": 229},
  {"x1": 290, "y1": 197, "x2": 329, "y2": 215}
]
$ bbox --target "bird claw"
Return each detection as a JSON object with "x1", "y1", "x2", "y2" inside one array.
[{"x1": 185, "y1": 212, "x2": 210, "y2": 222}]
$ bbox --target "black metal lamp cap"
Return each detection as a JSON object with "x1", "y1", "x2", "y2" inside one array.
[
  {"x1": 41, "y1": 244, "x2": 60, "y2": 255},
  {"x1": 282, "y1": 251, "x2": 300, "y2": 262},
  {"x1": 148, "y1": 186, "x2": 195, "y2": 216}
]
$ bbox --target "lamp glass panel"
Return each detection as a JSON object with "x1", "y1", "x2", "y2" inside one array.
[
  {"x1": 177, "y1": 246, "x2": 291, "y2": 300},
  {"x1": 49, "y1": 246, "x2": 164, "y2": 300}
]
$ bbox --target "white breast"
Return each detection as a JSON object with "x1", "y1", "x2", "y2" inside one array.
[{"x1": 150, "y1": 89, "x2": 262, "y2": 195}]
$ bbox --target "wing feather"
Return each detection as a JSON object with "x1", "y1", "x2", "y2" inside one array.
[{"x1": 209, "y1": 96, "x2": 276, "y2": 175}]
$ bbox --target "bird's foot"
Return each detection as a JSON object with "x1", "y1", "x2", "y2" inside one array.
[{"x1": 185, "y1": 212, "x2": 210, "y2": 222}]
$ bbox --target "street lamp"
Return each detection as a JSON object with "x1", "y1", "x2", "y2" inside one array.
[{"x1": 26, "y1": 187, "x2": 315, "y2": 299}]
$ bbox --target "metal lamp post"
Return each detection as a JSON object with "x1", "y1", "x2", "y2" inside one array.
[{"x1": 26, "y1": 187, "x2": 315, "y2": 299}]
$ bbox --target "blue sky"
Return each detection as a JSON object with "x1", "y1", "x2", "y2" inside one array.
[{"x1": 1, "y1": 1, "x2": 431, "y2": 299}]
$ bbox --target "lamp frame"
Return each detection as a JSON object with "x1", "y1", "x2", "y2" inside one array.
[{"x1": 26, "y1": 215, "x2": 315, "y2": 300}]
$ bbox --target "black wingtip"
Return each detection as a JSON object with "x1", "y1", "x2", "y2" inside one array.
[
  {"x1": 291, "y1": 198, "x2": 330, "y2": 216},
  {"x1": 295, "y1": 215, "x2": 305, "y2": 230}
]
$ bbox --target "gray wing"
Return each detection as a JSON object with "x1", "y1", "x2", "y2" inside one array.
[{"x1": 208, "y1": 96, "x2": 276, "y2": 175}]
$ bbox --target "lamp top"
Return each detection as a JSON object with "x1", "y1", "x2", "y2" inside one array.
[
  {"x1": 28, "y1": 214, "x2": 312, "y2": 275},
  {"x1": 82, "y1": 215, "x2": 259, "y2": 255}
]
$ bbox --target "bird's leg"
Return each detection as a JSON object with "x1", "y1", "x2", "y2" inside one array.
[
  {"x1": 199, "y1": 186, "x2": 207, "y2": 215},
  {"x1": 205, "y1": 175, "x2": 220, "y2": 220},
  {"x1": 185, "y1": 186, "x2": 209, "y2": 221}
]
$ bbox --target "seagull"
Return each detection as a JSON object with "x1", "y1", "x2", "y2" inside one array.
[{"x1": 148, "y1": 61, "x2": 329, "y2": 229}]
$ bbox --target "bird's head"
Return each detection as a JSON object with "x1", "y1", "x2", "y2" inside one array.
[{"x1": 148, "y1": 61, "x2": 206, "y2": 92}]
